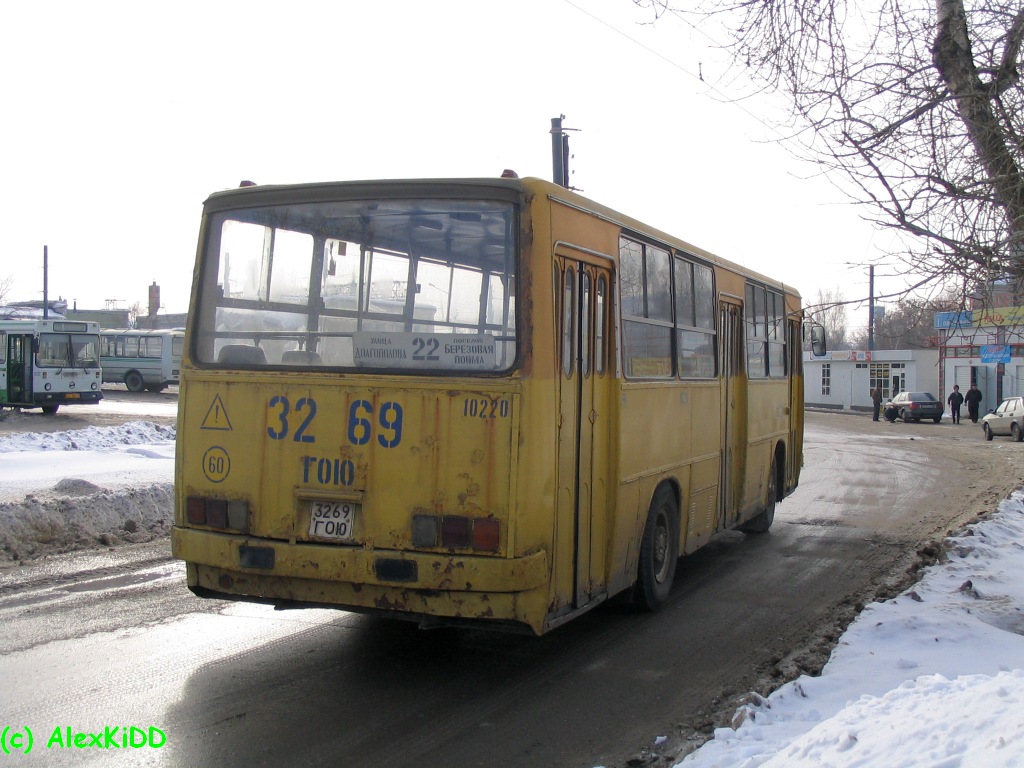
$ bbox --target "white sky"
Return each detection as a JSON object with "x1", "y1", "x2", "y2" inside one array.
[{"x1": 2, "y1": 0, "x2": 894, "y2": 326}]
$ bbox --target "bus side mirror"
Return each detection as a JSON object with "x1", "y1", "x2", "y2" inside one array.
[
  {"x1": 809, "y1": 324, "x2": 827, "y2": 356},
  {"x1": 31, "y1": 338, "x2": 40, "y2": 355}
]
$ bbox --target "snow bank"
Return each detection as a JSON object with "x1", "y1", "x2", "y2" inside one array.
[
  {"x1": 0, "y1": 421, "x2": 175, "y2": 561},
  {"x1": 0, "y1": 420, "x2": 175, "y2": 452},
  {"x1": 679, "y1": 490, "x2": 1024, "y2": 767}
]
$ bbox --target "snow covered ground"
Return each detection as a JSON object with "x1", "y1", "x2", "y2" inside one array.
[
  {"x1": 0, "y1": 418, "x2": 175, "y2": 559},
  {"x1": 2, "y1": 412, "x2": 1024, "y2": 767},
  {"x1": 678, "y1": 490, "x2": 1024, "y2": 767}
]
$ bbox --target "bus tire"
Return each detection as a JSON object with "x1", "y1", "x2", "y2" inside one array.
[
  {"x1": 742, "y1": 454, "x2": 778, "y2": 534},
  {"x1": 634, "y1": 484, "x2": 679, "y2": 612},
  {"x1": 145, "y1": 384, "x2": 166, "y2": 393},
  {"x1": 41, "y1": 405, "x2": 59, "y2": 414},
  {"x1": 124, "y1": 371, "x2": 145, "y2": 392}
]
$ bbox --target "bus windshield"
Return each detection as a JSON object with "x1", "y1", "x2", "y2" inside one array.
[
  {"x1": 36, "y1": 333, "x2": 101, "y2": 369},
  {"x1": 195, "y1": 198, "x2": 518, "y2": 372}
]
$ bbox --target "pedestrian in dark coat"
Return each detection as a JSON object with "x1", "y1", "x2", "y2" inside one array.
[
  {"x1": 871, "y1": 386, "x2": 883, "y2": 421},
  {"x1": 964, "y1": 384, "x2": 983, "y2": 423},
  {"x1": 947, "y1": 385, "x2": 964, "y2": 424}
]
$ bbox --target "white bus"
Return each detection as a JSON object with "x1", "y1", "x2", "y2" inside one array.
[
  {"x1": 99, "y1": 328, "x2": 184, "y2": 392},
  {"x1": 0, "y1": 319, "x2": 103, "y2": 413}
]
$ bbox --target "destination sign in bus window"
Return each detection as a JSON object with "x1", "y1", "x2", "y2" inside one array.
[{"x1": 353, "y1": 332, "x2": 496, "y2": 370}]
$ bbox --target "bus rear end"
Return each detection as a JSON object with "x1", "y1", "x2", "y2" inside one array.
[{"x1": 171, "y1": 180, "x2": 549, "y2": 633}]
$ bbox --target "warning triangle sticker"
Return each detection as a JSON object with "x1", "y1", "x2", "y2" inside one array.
[{"x1": 201, "y1": 395, "x2": 232, "y2": 431}]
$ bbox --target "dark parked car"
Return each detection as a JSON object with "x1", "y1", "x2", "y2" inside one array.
[
  {"x1": 981, "y1": 396, "x2": 1024, "y2": 441},
  {"x1": 883, "y1": 391, "x2": 943, "y2": 423}
]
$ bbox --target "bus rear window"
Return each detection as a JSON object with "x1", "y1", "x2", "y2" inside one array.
[{"x1": 195, "y1": 198, "x2": 518, "y2": 373}]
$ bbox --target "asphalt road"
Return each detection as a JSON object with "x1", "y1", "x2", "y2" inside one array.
[{"x1": 0, "y1": 401, "x2": 1020, "y2": 768}]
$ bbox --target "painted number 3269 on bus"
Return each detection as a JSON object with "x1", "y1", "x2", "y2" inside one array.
[{"x1": 309, "y1": 501, "x2": 357, "y2": 540}]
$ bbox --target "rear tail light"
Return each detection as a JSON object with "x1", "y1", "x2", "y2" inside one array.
[
  {"x1": 186, "y1": 495, "x2": 249, "y2": 533},
  {"x1": 471, "y1": 518, "x2": 500, "y2": 552},
  {"x1": 412, "y1": 514, "x2": 500, "y2": 553},
  {"x1": 440, "y1": 516, "x2": 470, "y2": 549}
]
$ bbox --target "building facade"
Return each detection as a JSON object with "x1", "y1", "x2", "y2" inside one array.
[
  {"x1": 935, "y1": 296, "x2": 1024, "y2": 416},
  {"x1": 804, "y1": 349, "x2": 940, "y2": 412}
]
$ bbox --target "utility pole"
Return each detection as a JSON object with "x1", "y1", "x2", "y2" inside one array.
[
  {"x1": 868, "y1": 265, "x2": 874, "y2": 351},
  {"x1": 43, "y1": 245, "x2": 49, "y2": 319}
]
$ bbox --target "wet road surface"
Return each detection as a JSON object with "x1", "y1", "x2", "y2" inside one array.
[{"x1": 0, "y1": 411, "x2": 1020, "y2": 767}]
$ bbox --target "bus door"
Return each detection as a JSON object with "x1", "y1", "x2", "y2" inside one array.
[
  {"x1": 556, "y1": 254, "x2": 613, "y2": 611},
  {"x1": 719, "y1": 299, "x2": 747, "y2": 528},
  {"x1": 786, "y1": 319, "x2": 802, "y2": 491},
  {"x1": 5, "y1": 333, "x2": 32, "y2": 405}
]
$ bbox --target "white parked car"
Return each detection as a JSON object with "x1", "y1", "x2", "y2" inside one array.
[{"x1": 981, "y1": 396, "x2": 1024, "y2": 441}]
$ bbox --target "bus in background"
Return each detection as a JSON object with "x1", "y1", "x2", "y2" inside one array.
[
  {"x1": 0, "y1": 319, "x2": 103, "y2": 414},
  {"x1": 172, "y1": 176, "x2": 825, "y2": 635},
  {"x1": 100, "y1": 328, "x2": 184, "y2": 392}
]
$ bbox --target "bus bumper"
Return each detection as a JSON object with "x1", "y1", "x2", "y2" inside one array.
[
  {"x1": 39, "y1": 391, "x2": 103, "y2": 405},
  {"x1": 171, "y1": 526, "x2": 550, "y2": 634}
]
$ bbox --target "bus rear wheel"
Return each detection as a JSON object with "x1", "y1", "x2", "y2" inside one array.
[
  {"x1": 41, "y1": 405, "x2": 59, "y2": 414},
  {"x1": 124, "y1": 371, "x2": 145, "y2": 392},
  {"x1": 634, "y1": 484, "x2": 679, "y2": 612}
]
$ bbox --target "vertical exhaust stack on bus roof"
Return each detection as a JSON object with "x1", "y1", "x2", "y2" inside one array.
[{"x1": 550, "y1": 115, "x2": 577, "y2": 189}]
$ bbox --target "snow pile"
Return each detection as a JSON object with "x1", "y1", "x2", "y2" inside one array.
[
  {"x1": 0, "y1": 421, "x2": 175, "y2": 562},
  {"x1": 679, "y1": 490, "x2": 1024, "y2": 767},
  {"x1": 0, "y1": 420, "x2": 175, "y2": 452}
]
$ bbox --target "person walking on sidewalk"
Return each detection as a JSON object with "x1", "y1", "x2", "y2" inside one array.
[{"x1": 947, "y1": 385, "x2": 964, "y2": 424}]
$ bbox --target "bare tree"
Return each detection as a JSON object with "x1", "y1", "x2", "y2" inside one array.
[
  {"x1": 0, "y1": 275, "x2": 12, "y2": 306},
  {"x1": 806, "y1": 287, "x2": 851, "y2": 349},
  {"x1": 847, "y1": 294, "x2": 959, "y2": 349},
  {"x1": 638, "y1": 0, "x2": 1024, "y2": 307},
  {"x1": 127, "y1": 301, "x2": 142, "y2": 329}
]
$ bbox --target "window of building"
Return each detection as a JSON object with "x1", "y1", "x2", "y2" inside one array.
[
  {"x1": 869, "y1": 363, "x2": 891, "y2": 399},
  {"x1": 821, "y1": 363, "x2": 831, "y2": 395}
]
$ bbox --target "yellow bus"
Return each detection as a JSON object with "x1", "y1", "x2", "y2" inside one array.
[{"x1": 172, "y1": 176, "x2": 824, "y2": 635}]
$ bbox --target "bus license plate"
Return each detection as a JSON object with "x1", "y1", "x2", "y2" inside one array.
[
  {"x1": 308, "y1": 501, "x2": 357, "y2": 541},
  {"x1": 66, "y1": 393, "x2": 80, "y2": 399}
]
